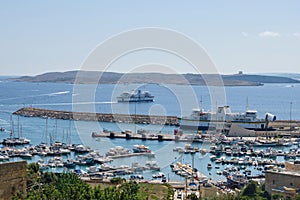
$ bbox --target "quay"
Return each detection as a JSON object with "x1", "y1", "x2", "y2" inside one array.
[
  {"x1": 13, "y1": 107, "x2": 179, "y2": 126},
  {"x1": 92, "y1": 131, "x2": 204, "y2": 143},
  {"x1": 107, "y1": 152, "x2": 155, "y2": 159},
  {"x1": 13, "y1": 107, "x2": 300, "y2": 137}
]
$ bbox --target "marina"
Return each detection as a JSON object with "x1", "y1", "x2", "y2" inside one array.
[
  {"x1": 0, "y1": 80, "x2": 300, "y2": 196},
  {"x1": 1, "y1": 126, "x2": 300, "y2": 186},
  {"x1": 1, "y1": 110, "x2": 300, "y2": 189}
]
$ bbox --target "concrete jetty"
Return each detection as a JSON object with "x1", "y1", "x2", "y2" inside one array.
[
  {"x1": 13, "y1": 107, "x2": 179, "y2": 126},
  {"x1": 91, "y1": 131, "x2": 203, "y2": 143},
  {"x1": 107, "y1": 152, "x2": 155, "y2": 159}
]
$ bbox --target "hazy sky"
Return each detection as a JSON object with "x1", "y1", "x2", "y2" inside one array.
[{"x1": 1, "y1": 0, "x2": 300, "y2": 75}]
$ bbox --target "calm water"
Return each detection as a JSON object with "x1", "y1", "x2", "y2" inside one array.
[{"x1": 0, "y1": 78, "x2": 299, "y2": 181}]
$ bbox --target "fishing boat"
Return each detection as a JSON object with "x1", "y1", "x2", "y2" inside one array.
[
  {"x1": 180, "y1": 105, "x2": 277, "y2": 131},
  {"x1": 117, "y1": 90, "x2": 154, "y2": 102}
]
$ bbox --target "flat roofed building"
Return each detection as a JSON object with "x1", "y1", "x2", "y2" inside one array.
[{"x1": 265, "y1": 163, "x2": 300, "y2": 199}]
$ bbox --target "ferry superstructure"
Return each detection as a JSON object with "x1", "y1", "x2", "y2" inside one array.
[
  {"x1": 180, "y1": 105, "x2": 277, "y2": 131},
  {"x1": 117, "y1": 90, "x2": 154, "y2": 102}
]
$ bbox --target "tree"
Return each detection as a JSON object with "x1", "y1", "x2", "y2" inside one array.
[
  {"x1": 272, "y1": 194, "x2": 284, "y2": 200},
  {"x1": 14, "y1": 164, "x2": 180, "y2": 200},
  {"x1": 242, "y1": 181, "x2": 258, "y2": 197},
  {"x1": 188, "y1": 193, "x2": 199, "y2": 200}
]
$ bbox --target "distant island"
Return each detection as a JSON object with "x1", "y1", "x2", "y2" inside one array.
[{"x1": 9, "y1": 70, "x2": 300, "y2": 86}]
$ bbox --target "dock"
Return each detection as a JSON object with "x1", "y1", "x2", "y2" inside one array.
[
  {"x1": 92, "y1": 131, "x2": 203, "y2": 143},
  {"x1": 107, "y1": 152, "x2": 155, "y2": 159}
]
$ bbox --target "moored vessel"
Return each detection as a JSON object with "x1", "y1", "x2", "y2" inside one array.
[
  {"x1": 180, "y1": 105, "x2": 277, "y2": 131},
  {"x1": 117, "y1": 90, "x2": 154, "y2": 102}
]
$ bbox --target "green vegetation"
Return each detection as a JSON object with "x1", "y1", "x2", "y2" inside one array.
[
  {"x1": 13, "y1": 163, "x2": 173, "y2": 200},
  {"x1": 201, "y1": 181, "x2": 269, "y2": 200},
  {"x1": 239, "y1": 181, "x2": 269, "y2": 200}
]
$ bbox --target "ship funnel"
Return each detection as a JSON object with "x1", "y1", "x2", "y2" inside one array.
[{"x1": 265, "y1": 113, "x2": 276, "y2": 121}]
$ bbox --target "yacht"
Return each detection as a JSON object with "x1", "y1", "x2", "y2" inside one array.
[{"x1": 132, "y1": 144, "x2": 152, "y2": 153}]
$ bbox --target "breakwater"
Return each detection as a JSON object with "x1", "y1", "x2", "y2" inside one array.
[{"x1": 13, "y1": 107, "x2": 179, "y2": 126}]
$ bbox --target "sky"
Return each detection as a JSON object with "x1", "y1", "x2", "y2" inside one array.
[{"x1": 0, "y1": 0, "x2": 300, "y2": 75}]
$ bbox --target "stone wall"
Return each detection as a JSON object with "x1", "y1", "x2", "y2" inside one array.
[
  {"x1": 0, "y1": 161, "x2": 27, "y2": 200},
  {"x1": 265, "y1": 171, "x2": 300, "y2": 195}
]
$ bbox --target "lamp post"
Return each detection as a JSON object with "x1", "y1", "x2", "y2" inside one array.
[{"x1": 134, "y1": 101, "x2": 137, "y2": 134}]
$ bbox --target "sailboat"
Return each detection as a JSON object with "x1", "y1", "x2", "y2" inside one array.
[{"x1": 1, "y1": 116, "x2": 30, "y2": 145}]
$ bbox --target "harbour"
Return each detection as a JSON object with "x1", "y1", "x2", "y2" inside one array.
[
  {"x1": 2, "y1": 2, "x2": 300, "y2": 198},
  {"x1": 1, "y1": 81, "x2": 300, "y2": 198},
  {"x1": 13, "y1": 107, "x2": 300, "y2": 138},
  {"x1": 1, "y1": 129, "x2": 300, "y2": 194}
]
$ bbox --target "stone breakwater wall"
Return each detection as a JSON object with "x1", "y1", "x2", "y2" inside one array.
[
  {"x1": 13, "y1": 107, "x2": 179, "y2": 126},
  {"x1": 0, "y1": 161, "x2": 27, "y2": 200}
]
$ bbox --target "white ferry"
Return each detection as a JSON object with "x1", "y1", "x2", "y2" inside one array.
[
  {"x1": 180, "y1": 105, "x2": 277, "y2": 131},
  {"x1": 117, "y1": 90, "x2": 154, "y2": 102}
]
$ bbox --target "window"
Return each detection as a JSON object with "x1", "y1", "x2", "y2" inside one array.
[{"x1": 273, "y1": 180, "x2": 275, "y2": 184}]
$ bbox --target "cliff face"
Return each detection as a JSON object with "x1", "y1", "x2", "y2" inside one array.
[{"x1": 9, "y1": 71, "x2": 300, "y2": 86}]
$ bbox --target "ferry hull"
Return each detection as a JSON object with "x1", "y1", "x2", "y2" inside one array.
[
  {"x1": 117, "y1": 97, "x2": 154, "y2": 102},
  {"x1": 180, "y1": 120, "x2": 275, "y2": 131}
]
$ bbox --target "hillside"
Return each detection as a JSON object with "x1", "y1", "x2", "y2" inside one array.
[{"x1": 9, "y1": 71, "x2": 300, "y2": 86}]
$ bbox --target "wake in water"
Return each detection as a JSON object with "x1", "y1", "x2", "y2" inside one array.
[
  {"x1": 25, "y1": 101, "x2": 117, "y2": 106},
  {"x1": 47, "y1": 91, "x2": 70, "y2": 96},
  {"x1": 0, "y1": 90, "x2": 71, "y2": 102},
  {"x1": 0, "y1": 118, "x2": 8, "y2": 124}
]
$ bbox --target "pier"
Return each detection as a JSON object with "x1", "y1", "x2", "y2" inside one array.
[
  {"x1": 92, "y1": 131, "x2": 205, "y2": 143},
  {"x1": 13, "y1": 107, "x2": 179, "y2": 126}
]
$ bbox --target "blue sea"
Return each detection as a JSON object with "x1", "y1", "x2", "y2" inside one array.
[{"x1": 0, "y1": 77, "x2": 299, "y2": 181}]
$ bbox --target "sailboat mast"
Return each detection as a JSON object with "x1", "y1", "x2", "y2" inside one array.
[
  {"x1": 290, "y1": 101, "x2": 293, "y2": 133},
  {"x1": 199, "y1": 96, "x2": 203, "y2": 111},
  {"x1": 55, "y1": 119, "x2": 58, "y2": 142},
  {"x1": 246, "y1": 97, "x2": 249, "y2": 111},
  {"x1": 18, "y1": 116, "x2": 20, "y2": 138},
  {"x1": 45, "y1": 118, "x2": 48, "y2": 144},
  {"x1": 20, "y1": 124, "x2": 22, "y2": 138},
  {"x1": 10, "y1": 115, "x2": 13, "y2": 138}
]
